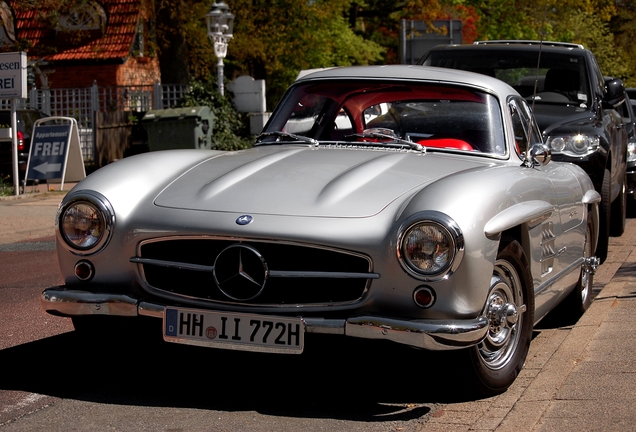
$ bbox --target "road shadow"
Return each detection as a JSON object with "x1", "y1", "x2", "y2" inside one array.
[{"x1": 0, "y1": 324, "x2": 493, "y2": 422}]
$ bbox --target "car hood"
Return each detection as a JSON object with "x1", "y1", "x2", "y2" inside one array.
[
  {"x1": 533, "y1": 104, "x2": 596, "y2": 134},
  {"x1": 154, "y1": 146, "x2": 494, "y2": 218}
]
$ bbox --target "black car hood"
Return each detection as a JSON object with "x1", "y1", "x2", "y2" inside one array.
[{"x1": 532, "y1": 103, "x2": 597, "y2": 135}]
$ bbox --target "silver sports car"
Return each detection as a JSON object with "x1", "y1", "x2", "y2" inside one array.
[{"x1": 42, "y1": 65, "x2": 600, "y2": 396}]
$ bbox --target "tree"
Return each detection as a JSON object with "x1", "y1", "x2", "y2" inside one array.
[
  {"x1": 154, "y1": 0, "x2": 215, "y2": 84},
  {"x1": 610, "y1": 0, "x2": 636, "y2": 85},
  {"x1": 227, "y1": 0, "x2": 385, "y2": 110},
  {"x1": 347, "y1": 0, "x2": 480, "y2": 64}
]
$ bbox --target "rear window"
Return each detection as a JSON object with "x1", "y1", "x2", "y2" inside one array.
[{"x1": 423, "y1": 50, "x2": 591, "y2": 106}]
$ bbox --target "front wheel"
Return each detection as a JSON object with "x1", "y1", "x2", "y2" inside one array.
[{"x1": 460, "y1": 239, "x2": 534, "y2": 397}]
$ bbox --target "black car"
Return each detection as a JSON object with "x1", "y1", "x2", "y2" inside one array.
[
  {"x1": 420, "y1": 40, "x2": 629, "y2": 263},
  {"x1": 0, "y1": 109, "x2": 49, "y2": 183},
  {"x1": 625, "y1": 89, "x2": 636, "y2": 211}
]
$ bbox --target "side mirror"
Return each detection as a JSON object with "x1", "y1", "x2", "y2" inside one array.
[
  {"x1": 527, "y1": 143, "x2": 551, "y2": 167},
  {"x1": 604, "y1": 78, "x2": 626, "y2": 108}
]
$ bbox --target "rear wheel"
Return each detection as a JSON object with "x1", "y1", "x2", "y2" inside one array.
[
  {"x1": 610, "y1": 170, "x2": 626, "y2": 237},
  {"x1": 562, "y1": 221, "x2": 596, "y2": 319},
  {"x1": 460, "y1": 239, "x2": 534, "y2": 397}
]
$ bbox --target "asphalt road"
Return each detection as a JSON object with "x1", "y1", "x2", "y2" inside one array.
[{"x1": 0, "y1": 193, "x2": 634, "y2": 431}]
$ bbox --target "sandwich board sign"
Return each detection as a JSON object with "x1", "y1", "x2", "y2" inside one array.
[{"x1": 26, "y1": 116, "x2": 86, "y2": 190}]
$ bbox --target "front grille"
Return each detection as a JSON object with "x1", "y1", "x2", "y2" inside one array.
[{"x1": 135, "y1": 238, "x2": 375, "y2": 306}]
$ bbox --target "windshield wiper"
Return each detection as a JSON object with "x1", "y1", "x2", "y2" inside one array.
[
  {"x1": 256, "y1": 131, "x2": 319, "y2": 145},
  {"x1": 346, "y1": 129, "x2": 424, "y2": 151}
]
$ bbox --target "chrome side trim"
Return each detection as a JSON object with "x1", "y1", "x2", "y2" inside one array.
[
  {"x1": 41, "y1": 287, "x2": 488, "y2": 350},
  {"x1": 534, "y1": 256, "x2": 584, "y2": 298}
]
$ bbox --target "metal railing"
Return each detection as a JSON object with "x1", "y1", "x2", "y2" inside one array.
[{"x1": 1, "y1": 81, "x2": 187, "y2": 163}]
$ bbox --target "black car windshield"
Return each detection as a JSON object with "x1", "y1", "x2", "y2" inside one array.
[
  {"x1": 260, "y1": 80, "x2": 507, "y2": 156},
  {"x1": 423, "y1": 50, "x2": 591, "y2": 107}
]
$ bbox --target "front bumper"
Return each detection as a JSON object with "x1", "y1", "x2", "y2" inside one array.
[{"x1": 41, "y1": 287, "x2": 489, "y2": 351}]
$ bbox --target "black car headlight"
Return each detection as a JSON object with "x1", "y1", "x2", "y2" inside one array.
[
  {"x1": 57, "y1": 192, "x2": 114, "y2": 255},
  {"x1": 546, "y1": 134, "x2": 599, "y2": 157},
  {"x1": 398, "y1": 212, "x2": 464, "y2": 281},
  {"x1": 628, "y1": 141, "x2": 636, "y2": 163}
]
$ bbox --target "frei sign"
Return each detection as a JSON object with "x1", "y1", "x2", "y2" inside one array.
[
  {"x1": 26, "y1": 117, "x2": 86, "y2": 189},
  {"x1": 0, "y1": 52, "x2": 26, "y2": 99}
]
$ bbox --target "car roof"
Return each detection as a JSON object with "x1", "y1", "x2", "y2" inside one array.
[
  {"x1": 426, "y1": 40, "x2": 588, "y2": 56},
  {"x1": 294, "y1": 65, "x2": 518, "y2": 98}
]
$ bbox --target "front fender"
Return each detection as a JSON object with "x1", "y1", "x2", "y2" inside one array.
[{"x1": 483, "y1": 200, "x2": 555, "y2": 240}]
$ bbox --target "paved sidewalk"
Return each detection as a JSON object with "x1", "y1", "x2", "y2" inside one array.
[
  {"x1": 0, "y1": 182, "x2": 75, "y2": 244},
  {"x1": 422, "y1": 219, "x2": 636, "y2": 431}
]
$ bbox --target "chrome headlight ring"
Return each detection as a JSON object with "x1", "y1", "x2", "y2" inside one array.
[
  {"x1": 56, "y1": 191, "x2": 115, "y2": 256},
  {"x1": 397, "y1": 211, "x2": 464, "y2": 281},
  {"x1": 546, "y1": 134, "x2": 600, "y2": 157}
]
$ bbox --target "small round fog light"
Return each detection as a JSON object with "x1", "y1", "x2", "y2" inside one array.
[
  {"x1": 74, "y1": 260, "x2": 95, "y2": 281},
  {"x1": 413, "y1": 286, "x2": 435, "y2": 308}
]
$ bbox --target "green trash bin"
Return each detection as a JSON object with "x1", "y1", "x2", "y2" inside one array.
[{"x1": 142, "y1": 106, "x2": 213, "y2": 151}]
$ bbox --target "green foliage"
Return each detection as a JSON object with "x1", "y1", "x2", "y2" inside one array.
[
  {"x1": 227, "y1": 0, "x2": 385, "y2": 110},
  {"x1": 610, "y1": 1, "x2": 636, "y2": 86},
  {"x1": 177, "y1": 80, "x2": 253, "y2": 151},
  {"x1": 560, "y1": 9, "x2": 630, "y2": 80}
]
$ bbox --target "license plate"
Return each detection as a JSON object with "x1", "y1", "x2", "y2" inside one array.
[{"x1": 163, "y1": 307, "x2": 304, "y2": 354}]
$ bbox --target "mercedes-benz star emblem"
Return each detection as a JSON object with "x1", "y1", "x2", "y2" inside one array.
[
  {"x1": 213, "y1": 244, "x2": 268, "y2": 301},
  {"x1": 236, "y1": 215, "x2": 253, "y2": 225}
]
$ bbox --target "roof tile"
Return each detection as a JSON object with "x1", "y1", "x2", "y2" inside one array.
[{"x1": 11, "y1": 0, "x2": 141, "y2": 61}]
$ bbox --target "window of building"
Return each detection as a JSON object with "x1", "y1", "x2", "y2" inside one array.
[{"x1": 57, "y1": 1, "x2": 107, "y2": 32}]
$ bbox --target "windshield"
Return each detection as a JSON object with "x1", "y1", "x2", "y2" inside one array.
[
  {"x1": 261, "y1": 80, "x2": 507, "y2": 155},
  {"x1": 423, "y1": 50, "x2": 591, "y2": 107}
]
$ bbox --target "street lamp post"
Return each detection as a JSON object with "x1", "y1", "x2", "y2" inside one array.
[{"x1": 206, "y1": 2, "x2": 234, "y2": 96}]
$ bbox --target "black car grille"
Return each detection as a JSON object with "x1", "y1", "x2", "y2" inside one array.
[{"x1": 135, "y1": 238, "x2": 375, "y2": 306}]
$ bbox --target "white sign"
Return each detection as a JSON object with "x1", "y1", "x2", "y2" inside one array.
[{"x1": 0, "y1": 52, "x2": 26, "y2": 99}]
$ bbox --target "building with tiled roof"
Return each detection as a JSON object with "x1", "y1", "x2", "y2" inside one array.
[{"x1": 1, "y1": 0, "x2": 160, "y2": 88}]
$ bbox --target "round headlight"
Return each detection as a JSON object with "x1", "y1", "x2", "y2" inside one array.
[
  {"x1": 570, "y1": 134, "x2": 590, "y2": 154},
  {"x1": 549, "y1": 137, "x2": 566, "y2": 152},
  {"x1": 398, "y1": 214, "x2": 463, "y2": 280},
  {"x1": 58, "y1": 193, "x2": 114, "y2": 254}
]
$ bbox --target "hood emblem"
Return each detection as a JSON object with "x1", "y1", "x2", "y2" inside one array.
[
  {"x1": 236, "y1": 215, "x2": 253, "y2": 225},
  {"x1": 213, "y1": 244, "x2": 268, "y2": 301}
]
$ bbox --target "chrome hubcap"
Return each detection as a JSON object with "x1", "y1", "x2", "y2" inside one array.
[{"x1": 480, "y1": 260, "x2": 526, "y2": 370}]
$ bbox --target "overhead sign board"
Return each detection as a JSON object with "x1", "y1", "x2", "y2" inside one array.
[
  {"x1": 26, "y1": 117, "x2": 86, "y2": 190},
  {"x1": 0, "y1": 52, "x2": 26, "y2": 99}
]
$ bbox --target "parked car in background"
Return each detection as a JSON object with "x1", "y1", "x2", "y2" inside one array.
[
  {"x1": 0, "y1": 109, "x2": 50, "y2": 183},
  {"x1": 625, "y1": 88, "x2": 636, "y2": 211},
  {"x1": 420, "y1": 40, "x2": 629, "y2": 262},
  {"x1": 41, "y1": 65, "x2": 600, "y2": 396}
]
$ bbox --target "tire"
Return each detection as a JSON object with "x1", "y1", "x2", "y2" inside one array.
[
  {"x1": 460, "y1": 239, "x2": 534, "y2": 397},
  {"x1": 561, "y1": 221, "x2": 595, "y2": 319},
  {"x1": 610, "y1": 170, "x2": 627, "y2": 237},
  {"x1": 596, "y1": 169, "x2": 611, "y2": 263}
]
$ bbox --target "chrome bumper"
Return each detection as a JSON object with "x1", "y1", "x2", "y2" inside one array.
[{"x1": 41, "y1": 287, "x2": 489, "y2": 351}]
